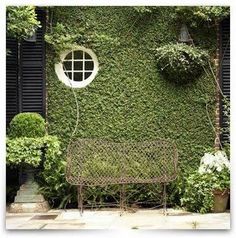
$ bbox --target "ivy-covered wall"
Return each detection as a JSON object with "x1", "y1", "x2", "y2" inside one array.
[{"x1": 46, "y1": 7, "x2": 216, "y2": 203}]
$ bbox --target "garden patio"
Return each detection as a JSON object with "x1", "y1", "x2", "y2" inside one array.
[
  {"x1": 6, "y1": 6, "x2": 230, "y2": 230},
  {"x1": 6, "y1": 208, "x2": 230, "y2": 230}
]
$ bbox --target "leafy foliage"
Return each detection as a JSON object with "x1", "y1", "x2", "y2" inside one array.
[
  {"x1": 46, "y1": 6, "x2": 216, "y2": 207},
  {"x1": 181, "y1": 150, "x2": 230, "y2": 213},
  {"x1": 78, "y1": 148, "x2": 175, "y2": 180},
  {"x1": 181, "y1": 170, "x2": 214, "y2": 213},
  {"x1": 191, "y1": 7, "x2": 230, "y2": 21},
  {"x1": 6, "y1": 6, "x2": 41, "y2": 39},
  {"x1": 133, "y1": 6, "x2": 229, "y2": 24},
  {"x1": 133, "y1": 6, "x2": 155, "y2": 14},
  {"x1": 81, "y1": 183, "x2": 163, "y2": 208},
  {"x1": 6, "y1": 136, "x2": 60, "y2": 167},
  {"x1": 155, "y1": 43, "x2": 209, "y2": 83},
  {"x1": 210, "y1": 168, "x2": 230, "y2": 190},
  {"x1": 45, "y1": 23, "x2": 86, "y2": 58},
  {"x1": 37, "y1": 136, "x2": 72, "y2": 208},
  {"x1": 175, "y1": 7, "x2": 230, "y2": 26},
  {"x1": 6, "y1": 135, "x2": 68, "y2": 207},
  {"x1": 6, "y1": 137, "x2": 44, "y2": 167},
  {"x1": 45, "y1": 21, "x2": 120, "y2": 62},
  {"x1": 8, "y1": 113, "x2": 46, "y2": 138},
  {"x1": 221, "y1": 97, "x2": 230, "y2": 142}
]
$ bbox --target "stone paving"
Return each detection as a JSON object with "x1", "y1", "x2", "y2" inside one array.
[{"x1": 5, "y1": 208, "x2": 230, "y2": 230}]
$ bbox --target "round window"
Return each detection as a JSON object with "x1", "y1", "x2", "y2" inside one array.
[{"x1": 55, "y1": 47, "x2": 99, "y2": 88}]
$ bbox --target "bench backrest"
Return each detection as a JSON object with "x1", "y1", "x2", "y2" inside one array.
[{"x1": 66, "y1": 139, "x2": 178, "y2": 186}]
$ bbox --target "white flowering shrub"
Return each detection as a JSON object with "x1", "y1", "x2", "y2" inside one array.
[
  {"x1": 198, "y1": 151, "x2": 230, "y2": 174},
  {"x1": 181, "y1": 150, "x2": 230, "y2": 213},
  {"x1": 199, "y1": 151, "x2": 230, "y2": 191}
]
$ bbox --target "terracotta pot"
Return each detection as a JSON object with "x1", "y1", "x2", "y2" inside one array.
[{"x1": 213, "y1": 189, "x2": 229, "y2": 213}]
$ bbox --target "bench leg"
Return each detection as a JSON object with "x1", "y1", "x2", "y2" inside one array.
[
  {"x1": 78, "y1": 184, "x2": 83, "y2": 216},
  {"x1": 163, "y1": 183, "x2": 167, "y2": 216},
  {"x1": 120, "y1": 184, "x2": 126, "y2": 215}
]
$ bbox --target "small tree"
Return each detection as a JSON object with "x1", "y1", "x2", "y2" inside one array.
[{"x1": 6, "y1": 6, "x2": 41, "y2": 40}]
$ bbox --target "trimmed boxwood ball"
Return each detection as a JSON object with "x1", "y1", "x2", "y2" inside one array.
[
  {"x1": 155, "y1": 43, "x2": 209, "y2": 83},
  {"x1": 8, "y1": 112, "x2": 46, "y2": 138}
]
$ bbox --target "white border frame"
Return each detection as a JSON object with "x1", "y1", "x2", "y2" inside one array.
[{"x1": 55, "y1": 46, "x2": 99, "y2": 88}]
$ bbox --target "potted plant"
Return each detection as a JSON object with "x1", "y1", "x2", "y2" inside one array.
[
  {"x1": 181, "y1": 150, "x2": 230, "y2": 213},
  {"x1": 6, "y1": 113, "x2": 61, "y2": 212},
  {"x1": 198, "y1": 150, "x2": 230, "y2": 213}
]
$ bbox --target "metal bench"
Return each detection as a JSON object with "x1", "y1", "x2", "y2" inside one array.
[{"x1": 66, "y1": 139, "x2": 178, "y2": 214}]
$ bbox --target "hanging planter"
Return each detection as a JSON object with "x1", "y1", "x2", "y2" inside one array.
[{"x1": 155, "y1": 43, "x2": 209, "y2": 84}]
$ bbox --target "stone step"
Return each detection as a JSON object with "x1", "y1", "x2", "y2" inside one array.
[
  {"x1": 14, "y1": 194, "x2": 45, "y2": 203},
  {"x1": 17, "y1": 189, "x2": 39, "y2": 196},
  {"x1": 9, "y1": 201, "x2": 49, "y2": 213},
  {"x1": 19, "y1": 183, "x2": 39, "y2": 190}
]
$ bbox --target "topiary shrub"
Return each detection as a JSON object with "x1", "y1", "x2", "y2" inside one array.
[
  {"x1": 155, "y1": 43, "x2": 209, "y2": 83},
  {"x1": 8, "y1": 112, "x2": 46, "y2": 138}
]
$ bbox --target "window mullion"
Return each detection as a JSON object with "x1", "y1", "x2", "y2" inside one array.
[
  {"x1": 83, "y1": 51, "x2": 85, "y2": 81},
  {"x1": 58, "y1": 48, "x2": 97, "y2": 87},
  {"x1": 72, "y1": 51, "x2": 74, "y2": 81}
]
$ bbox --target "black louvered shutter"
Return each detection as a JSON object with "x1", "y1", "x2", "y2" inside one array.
[
  {"x1": 19, "y1": 9, "x2": 46, "y2": 117},
  {"x1": 6, "y1": 38, "x2": 19, "y2": 125},
  {"x1": 220, "y1": 18, "x2": 230, "y2": 144},
  {"x1": 6, "y1": 9, "x2": 46, "y2": 126}
]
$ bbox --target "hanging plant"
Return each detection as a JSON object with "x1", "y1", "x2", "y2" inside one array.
[{"x1": 155, "y1": 43, "x2": 209, "y2": 83}]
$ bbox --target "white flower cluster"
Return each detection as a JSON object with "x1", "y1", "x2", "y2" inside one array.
[{"x1": 198, "y1": 151, "x2": 230, "y2": 174}]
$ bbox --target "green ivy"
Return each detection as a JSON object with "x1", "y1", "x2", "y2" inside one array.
[
  {"x1": 45, "y1": 14, "x2": 120, "y2": 62},
  {"x1": 45, "y1": 22, "x2": 86, "y2": 60},
  {"x1": 46, "y1": 6, "x2": 217, "y2": 207}
]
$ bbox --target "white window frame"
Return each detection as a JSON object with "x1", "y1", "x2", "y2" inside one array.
[{"x1": 55, "y1": 46, "x2": 99, "y2": 88}]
